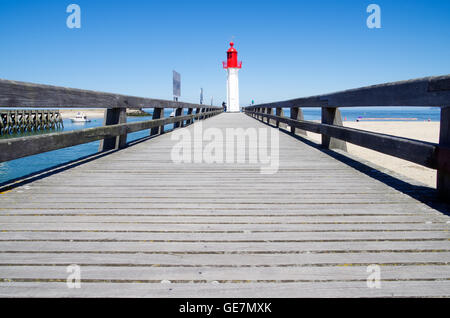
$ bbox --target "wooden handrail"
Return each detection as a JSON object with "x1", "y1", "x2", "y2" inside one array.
[
  {"x1": 249, "y1": 75, "x2": 450, "y2": 108},
  {"x1": 0, "y1": 79, "x2": 223, "y2": 162},
  {"x1": 244, "y1": 74, "x2": 450, "y2": 200},
  {"x1": 0, "y1": 78, "x2": 222, "y2": 110},
  {"x1": 245, "y1": 109, "x2": 448, "y2": 170},
  {"x1": 0, "y1": 110, "x2": 223, "y2": 163}
]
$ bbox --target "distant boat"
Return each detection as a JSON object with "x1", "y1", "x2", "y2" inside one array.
[
  {"x1": 170, "y1": 111, "x2": 175, "y2": 117},
  {"x1": 70, "y1": 112, "x2": 91, "y2": 123}
]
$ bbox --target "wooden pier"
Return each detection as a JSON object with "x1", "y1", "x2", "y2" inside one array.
[
  {"x1": 0, "y1": 110, "x2": 63, "y2": 135},
  {"x1": 0, "y1": 77, "x2": 449, "y2": 297}
]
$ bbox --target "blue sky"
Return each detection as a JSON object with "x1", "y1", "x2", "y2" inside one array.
[{"x1": 0, "y1": 0, "x2": 449, "y2": 106}]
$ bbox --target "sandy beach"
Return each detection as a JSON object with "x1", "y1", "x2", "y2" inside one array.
[{"x1": 298, "y1": 121, "x2": 440, "y2": 188}]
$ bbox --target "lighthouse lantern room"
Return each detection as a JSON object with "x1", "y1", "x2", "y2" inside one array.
[{"x1": 223, "y1": 42, "x2": 242, "y2": 112}]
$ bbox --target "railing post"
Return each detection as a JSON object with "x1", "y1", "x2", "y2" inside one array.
[
  {"x1": 437, "y1": 107, "x2": 450, "y2": 199},
  {"x1": 267, "y1": 108, "x2": 276, "y2": 125},
  {"x1": 196, "y1": 107, "x2": 201, "y2": 120},
  {"x1": 200, "y1": 108, "x2": 205, "y2": 120},
  {"x1": 174, "y1": 107, "x2": 183, "y2": 128},
  {"x1": 321, "y1": 107, "x2": 347, "y2": 151},
  {"x1": 99, "y1": 108, "x2": 127, "y2": 151},
  {"x1": 275, "y1": 107, "x2": 287, "y2": 129},
  {"x1": 290, "y1": 107, "x2": 307, "y2": 136},
  {"x1": 186, "y1": 108, "x2": 193, "y2": 125},
  {"x1": 263, "y1": 108, "x2": 268, "y2": 123},
  {"x1": 151, "y1": 107, "x2": 164, "y2": 136},
  {"x1": 275, "y1": 107, "x2": 281, "y2": 127}
]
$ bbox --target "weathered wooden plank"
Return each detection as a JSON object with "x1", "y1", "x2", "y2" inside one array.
[
  {"x1": 0, "y1": 230, "x2": 447, "y2": 241},
  {"x1": 0, "y1": 199, "x2": 422, "y2": 208},
  {"x1": 0, "y1": 191, "x2": 415, "y2": 202},
  {"x1": 0, "y1": 241, "x2": 449, "y2": 253},
  {"x1": 1, "y1": 251, "x2": 449, "y2": 266},
  {"x1": 1, "y1": 185, "x2": 405, "y2": 194},
  {"x1": 0, "y1": 204, "x2": 435, "y2": 215},
  {"x1": 0, "y1": 191, "x2": 412, "y2": 202},
  {"x1": 0, "y1": 215, "x2": 443, "y2": 224},
  {"x1": 0, "y1": 199, "x2": 425, "y2": 209},
  {"x1": 0, "y1": 191, "x2": 418, "y2": 199},
  {"x1": 1, "y1": 281, "x2": 449, "y2": 297},
  {"x1": 1, "y1": 265, "x2": 449, "y2": 281},
  {"x1": 3, "y1": 198, "x2": 422, "y2": 207},
  {"x1": 1, "y1": 223, "x2": 446, "y2": 232},
  {"x1": 6, "y1": 175, "x2": 402, "y2": 181}
]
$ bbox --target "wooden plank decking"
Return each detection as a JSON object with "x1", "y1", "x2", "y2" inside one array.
[{"x1": 0, "y1": 113, "x2": 449, "y2": 297}]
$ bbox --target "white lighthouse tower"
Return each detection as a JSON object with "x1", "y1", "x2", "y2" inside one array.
[{"x1": 223, "y1": 41, "x2": 242, "y2": 112}]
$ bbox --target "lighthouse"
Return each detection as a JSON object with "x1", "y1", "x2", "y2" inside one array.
[{"x1": 223, "y1": 42, "x2": 242, "y2": 112}]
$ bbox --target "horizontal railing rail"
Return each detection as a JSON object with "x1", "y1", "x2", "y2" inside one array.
[
  {"x1": 244, "y1": 75, "x2": 450, "y2": 199},
  {"x1": 252, "y1": 75, "x2": 450, "y2": 108},
  {"x1": 0, "y1": 79, "x2": 223, "y2": 163},
  {"x1": 0, "y1": 79, "x2": 214, "y2": 109}
]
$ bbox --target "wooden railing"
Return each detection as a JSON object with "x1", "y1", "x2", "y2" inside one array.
[
  {"x1": 244, "y1": 75, "x2": 450, "y2": 199},
  {"x1": 0, "y1": 79, "x2": 222, "y2": 162}
]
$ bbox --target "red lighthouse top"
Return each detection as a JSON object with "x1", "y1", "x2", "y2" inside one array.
[{"x1": 223, "y1": 41, "x2": 242, "y2": 69}]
